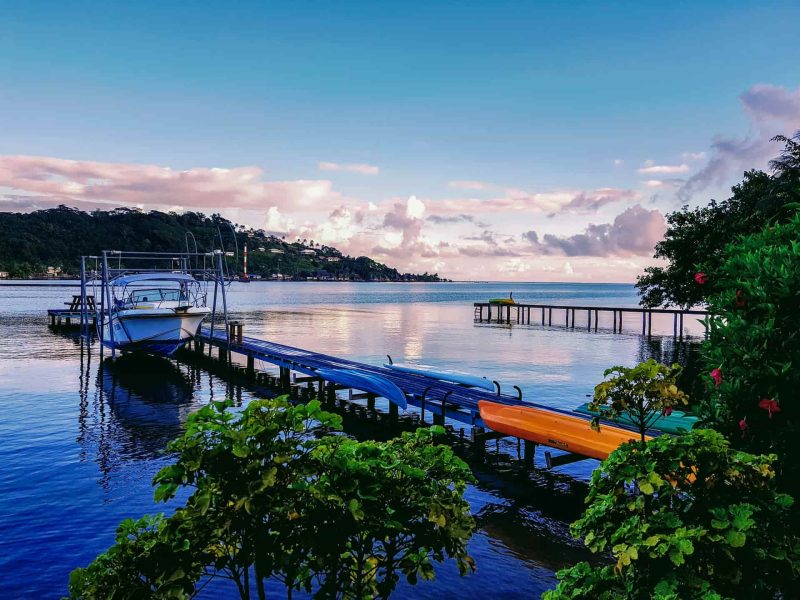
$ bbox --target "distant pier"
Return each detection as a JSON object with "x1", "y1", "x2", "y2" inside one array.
[{"x1": 473, "y1": 302, "x2": 707, "y2": 338}]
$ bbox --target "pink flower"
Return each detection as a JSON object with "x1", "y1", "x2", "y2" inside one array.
[
  {"x1": 710, "y1": 368, "x2": 722, "y2": 387},
  {"x1": 694, "y1": 272, "x2": 709, "y2": 285},
  {"x1": 662, "y1": 407, "x2": 673, "y2": 417},
  {"x1": 739, "y1": 417, "x2": 748, "y2": 431},
  {"x1": 758, "y1": 398, "x2": 781, "y2": 418}
]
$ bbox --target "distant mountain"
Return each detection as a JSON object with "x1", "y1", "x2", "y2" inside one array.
[{"x1": 0, "y1": 206, "x2": 445, "y2": 282}]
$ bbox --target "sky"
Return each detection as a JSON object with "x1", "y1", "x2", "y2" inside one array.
[{"x1": 1, "y1": 1, "x2": 799, "y2": 281}]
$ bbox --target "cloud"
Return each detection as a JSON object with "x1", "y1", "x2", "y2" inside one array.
[
  {"x1": 682, "y1": 152, "x2": 706, "y2": 161},
  {"x1": 613, "y1": 159, "x2": 624, "y2": 166},
  {"x1": 318, "y1": 161, "x2": 379, "y2": 175},
  {"x1": 533, "y1": 204, "x2": 666, "y2": 257},
  {"x1": 0, "y1": 155, "x2": 342, "y2": 212},
  {"x1": 637, "y1": 162, "x2": 690, "y2": 175},
  {"x1": 428, "y1": 187, "x2": 638, "y2": 218},
  {"x1": 678, "y1": 84, "x2": 800, "y2": 202},
  {"x1": 447, "y1": 180, "x2": 490, "y2": 190}
]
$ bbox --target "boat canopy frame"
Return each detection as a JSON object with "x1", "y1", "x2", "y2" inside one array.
[{"x1": 79, "y1": 250, "x2": 234, "y2": 359}]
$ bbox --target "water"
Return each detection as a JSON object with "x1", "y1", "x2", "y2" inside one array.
[{"x1": 0, "y1": 282, "x2": 703, "y2": 598}]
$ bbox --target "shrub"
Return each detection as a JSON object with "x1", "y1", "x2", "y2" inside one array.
[
  {"x1": 69, "y1": 398, "x2": 476, "y2": 599},
  {"x1": 590, "y1": 359, "x2": 689, "y2": 443},
  {"x1": 700, "y1": 211, "x2": 800, "y2": 493},
  {"x1": 544, "y1": 430, "x2": 799, "y2": 599}
]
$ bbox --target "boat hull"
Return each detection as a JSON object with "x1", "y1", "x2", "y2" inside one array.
[
  {"x1": 102, "y1": 308, "x2": 209, "y2": 357},
  {"x1": 478, "y1": 400, "x2": 650, "y2": 460}
]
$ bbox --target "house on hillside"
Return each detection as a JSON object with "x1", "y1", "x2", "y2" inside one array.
[{"x1": 300, "y1": 249, "x2": 316, "y2": 256}]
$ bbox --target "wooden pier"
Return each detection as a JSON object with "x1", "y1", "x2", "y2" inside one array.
[
  {"x1": 473, "y1": 302, "x2": 707, "y2": 338},
  {"x1": 194, "y1": 323, "x2": 640, "y2": 470}
]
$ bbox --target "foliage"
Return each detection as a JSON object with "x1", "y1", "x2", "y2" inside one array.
[
  {"x1": 700, "y1": 211, "x2": 800, "y2": 494},
  {"x1": 590, "y1": 359, "x2": 688, "y2": 443},
  {"x1": 69, "y1": 398, "x2": 475, "y2": 599},
  {"x1": 543, "y1": 430, "x2": 800, "y2": 600},
  {"x1": 636, "y1": 132, "x2": 800, "y2": 308},
  {"x1": 67, "y1": 514, "x2": 204, "y2": 599},
  {"x1": 0, "y1": 206, "x2": 443, "y2": 281}
]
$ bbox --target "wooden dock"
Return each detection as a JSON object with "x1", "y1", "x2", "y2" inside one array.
[
  {"x1": 196, "y1": 324, "x2": 641, "y2": 469},
  {"x1": 473, "y1": 302, "x2": 707, "y2": 338}
]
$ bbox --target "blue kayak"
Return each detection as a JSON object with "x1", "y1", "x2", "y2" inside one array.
[
  {"x1": 384, "y1": 362, "x2": 495, "y2": 391},
  {"x1": 315, "y1": 367, "x2": 408, "y2": 409}
]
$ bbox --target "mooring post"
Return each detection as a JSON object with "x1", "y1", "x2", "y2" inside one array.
[
  {"x1": 279, "y1": 367, "x2": 290, "y2": 391},
  {"x1": 673, "y1": 313, "x2": 678, "y2": 338},
  {"x1": 523, "y1": 440, "x2": 535, "y2": 467},
  {"x1": 548, "y1": 307, "x2": 552, "y2": 326},
  {"x1": 236, "y1": 323, "x2": 243, "y2": 345},
  {"x1": 472, "y1": 427, "x2": 486, "y2": 459},
  {"x1": 565, "y1": 309, "x2": 569, "y2": 328},
  {"x1": 613, "y1": 310, "x2": 617, "y2": 332},
  {"x1": 541, "y1": 306, "x2": 545, "y2": 325},
  {"x1": 571, "y1": 308, "x2": 576, "y2": 329},
  {"x1": 679, "y1": 312, "x2": 684, "y2": 339},
  {"x1": 641, "y1": 312, "x2": 646, "y2": 336},
  {"x1": 619, "y1": 311, "x2": 623, "y2": 332},
  {"x1": 647, "y1": 311, "x2": 653, "y2": 337},
  {"x1": 246, "y1": 353, "x2": 254, "y2": 378},
  {"x1": 594, "y1": 309, "x2": 599, "y2": 332},
  {"x1": 587, "y1": 309, "x2": 591, "y2": 330}
]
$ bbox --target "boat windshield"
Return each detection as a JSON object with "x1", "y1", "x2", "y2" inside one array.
[{"x1": 129, "y1": 288, "x2": 187, "y2": 303}]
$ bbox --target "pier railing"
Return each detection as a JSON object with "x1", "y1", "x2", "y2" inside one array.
[{"x1": 473, "y1": 302, "x2": 707, "y2": 338}]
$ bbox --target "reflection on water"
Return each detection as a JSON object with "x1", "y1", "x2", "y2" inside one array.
[{"x1": 0, "y1": 282, "x2": 704, "y2": 598}]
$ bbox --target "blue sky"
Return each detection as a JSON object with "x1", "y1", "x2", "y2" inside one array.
[{"x1": 1, "y1": 1, "x2": 799, "y2": 280}]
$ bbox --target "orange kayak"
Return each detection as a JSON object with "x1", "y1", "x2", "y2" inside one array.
[{"x1": 478, "y1": 400, "x2": 650, "y2": 460}]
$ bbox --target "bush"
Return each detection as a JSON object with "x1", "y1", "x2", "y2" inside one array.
[
  {"x1": 700, "y1": 211, "x2": 800, "y2": 493},
  {"x1": 544, "y1": 430, "x2": 799, "y2": 599},
  {"x1": 590, "y1": 359, "x2": 688, "y2": 443},
  {"x1": 69, "y1": 398, "x2": 476, "y2": 599}
]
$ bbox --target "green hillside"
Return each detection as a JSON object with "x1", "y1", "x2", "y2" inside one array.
[{"x1": 0, "y1": 206, "x2": 444, "y2": 282}]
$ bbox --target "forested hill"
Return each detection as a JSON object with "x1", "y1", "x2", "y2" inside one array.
[{"x1": 0, "y1": 206, "x2": 445, "y2": 282}]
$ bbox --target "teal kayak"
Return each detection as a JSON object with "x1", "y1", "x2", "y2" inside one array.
[{"x1": 574, "y1": 402, "x2": 699, "y2": 435}]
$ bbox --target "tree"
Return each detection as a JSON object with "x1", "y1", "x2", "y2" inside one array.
[
  {"x1": 69, "y1": 398, "x2": 476, "y2": 599},
  {"x1": 544, "y1": 430, "x2": 799, "y2": 599},
  {"x1": 590, "y1": 360, "x2": 689, "y2": 444},
  {"x1": 700, "y1": 211, "x2": 800, "y2": 494},
  {"x1": 636, "y1": 132, "x2": 800, "y2": 308}
]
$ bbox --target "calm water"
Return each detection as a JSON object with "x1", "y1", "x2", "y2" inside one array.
[{"x1": 0, "y1": 282, "x2": 703, "y2": 599}]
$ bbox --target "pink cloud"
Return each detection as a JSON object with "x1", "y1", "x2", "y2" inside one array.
[
  {"x1": 0, "y1": 155, "x2": 342, "y2": 212},
  {"x1": 428, "y1": 187, "x2": 638, "y2": 217},
  {"x1": 525, "y1": 204, "x2": 666, "y2": 257},
  {"x1": 318, "y1": 161, "x2": 379, "y2": 175},
  {"x1": 678, "y1": 84, "x2": 800, "y2": 201},
  {"x1": 637, "y1": 162, "x2": 690, "y2": 174}
]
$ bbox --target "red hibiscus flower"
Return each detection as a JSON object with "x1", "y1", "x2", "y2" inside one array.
[
  {"x1": 710, "y1": 368, "x2": 722, "y2": 387},
  {"x1": 758, "y1": 398, "x2": 781, "y2": 418},
  {"x1": 739, "y1": 417, "x2": 748, "y2": 431},
  {"x1": 662, "y1": 407, "x2": 673, "y2": 417},
  {"x1": 694, "y1": 272, "x2": 709, "y2": 285},
  {"x1": 735, "y1": 290, "x2": 748, "y2": 308}
]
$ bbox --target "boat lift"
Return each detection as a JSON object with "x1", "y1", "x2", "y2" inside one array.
[{"x1": 77, "y1": 250, "x2": 233, "y2": 359}]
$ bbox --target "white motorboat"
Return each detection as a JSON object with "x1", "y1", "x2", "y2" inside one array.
[{"x1": 101, "y1": 273, "x2": 210, "y2": 356}]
